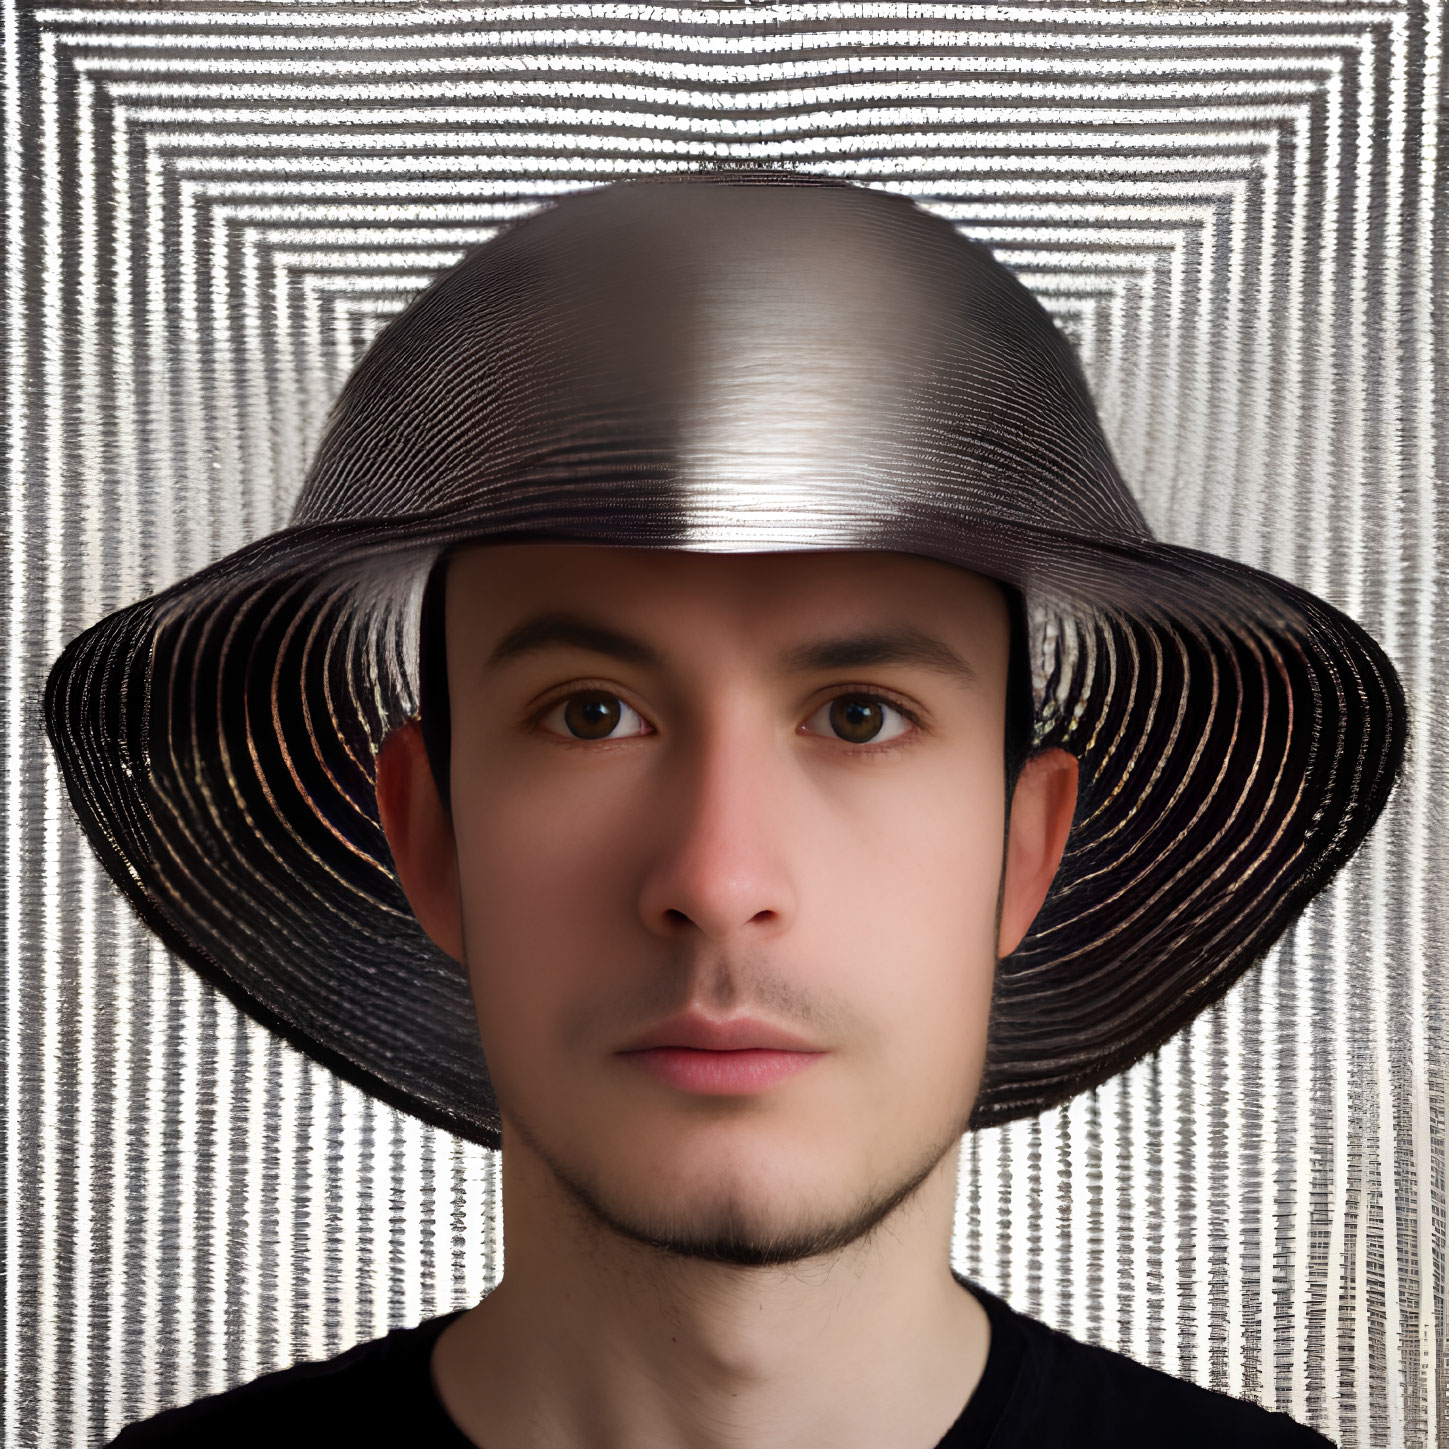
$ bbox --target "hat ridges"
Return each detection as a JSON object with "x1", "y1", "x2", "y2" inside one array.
[
  {"x1": 44, "y1": 509, "x2": 1404, "y2": 1147},
  {"x1": 40, "y1": 174, "x2": 1407, "y2": 1146}
]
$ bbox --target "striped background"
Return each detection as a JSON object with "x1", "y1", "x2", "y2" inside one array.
[{"x1": 1, "y1": 2, "x2": 1443, "y2": 1444}]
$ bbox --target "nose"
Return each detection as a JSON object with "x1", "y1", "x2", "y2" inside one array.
[{"x1": 636, "y1": 713, "x2": 798, "y2": 944}]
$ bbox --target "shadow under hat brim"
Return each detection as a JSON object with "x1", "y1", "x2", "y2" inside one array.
[{"x1": 42, "y1": 503, "x2": 1407, "y2": 1149}]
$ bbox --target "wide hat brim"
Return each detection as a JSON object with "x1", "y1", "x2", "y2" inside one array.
[
  {"x1": 41, "y1": 173, "x2": 1406, "y2": 1148},
  {"x1": 42, "y1": 506, "x2": 1405, "y2": 1149}
]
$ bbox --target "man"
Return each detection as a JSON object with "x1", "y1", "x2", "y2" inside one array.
[
  {"x1": 45, "y1": 170, "x2": 1404, "y2": 1445},
  {"x1": 382, "y1": 541, "x2": 1070, "y2": 1449}
]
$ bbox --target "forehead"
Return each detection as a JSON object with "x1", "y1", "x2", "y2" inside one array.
[{"x1": 445, "y1": 543, "x2": 1006, "y2": 630}]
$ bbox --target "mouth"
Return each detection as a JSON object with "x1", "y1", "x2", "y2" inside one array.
[
  {"x1": 617, "y1": 1014, "x2": 826, "y2": 1095},
  {"x1": 621, "y1": 1046, "x2": 822, "y2": 1095}
]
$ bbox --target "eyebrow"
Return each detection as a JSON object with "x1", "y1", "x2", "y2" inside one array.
[
  {"x1": 486, "y1": 611, "x2": 978, "y2": 687},
  {"x1": 779, "y1": 629, "x2": 981, "y2": 687},
  {"x1": 485, "y1": 613, "x2": 665, "y2": 671}
]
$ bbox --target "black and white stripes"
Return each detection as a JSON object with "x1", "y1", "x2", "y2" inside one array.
[{"x1": 3, "y1": 5, "x2": 1443, "y2": 1446}]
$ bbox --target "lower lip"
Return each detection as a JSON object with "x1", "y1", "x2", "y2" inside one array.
[{"x1": 621, "y1": 1047, "x2": 824, "y2": 1095}]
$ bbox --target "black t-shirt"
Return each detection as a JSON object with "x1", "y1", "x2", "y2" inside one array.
[{"x1": 108, "y1": 1277, "x2": 1334, "y2": 1446}]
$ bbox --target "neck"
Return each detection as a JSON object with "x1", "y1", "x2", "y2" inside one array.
[{"x1": 431, "y1": 1139, "x2": 991, "y2": 1449}]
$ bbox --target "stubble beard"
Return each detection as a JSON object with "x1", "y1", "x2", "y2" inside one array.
[
  {"x1": 501, "y1": 1086, "x2": 976, "y2": 1270},
  {"x1": 473, "y1": 869, "x2": 1005, "y2": 1272}
]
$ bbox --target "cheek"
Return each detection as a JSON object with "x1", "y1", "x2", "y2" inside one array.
[
  {"x1": 817, "y1": 740, "x2": 1005, "y2": 935},
  {"x1": 447, "y1": 761, "x2": 646, "y2": 1068},
  {"x1": 809, "y1": 762, "x2": 1004, "y2": 1089},
  {"x1": 457, "y1": 770, "x2": 636, "y2": 926}
]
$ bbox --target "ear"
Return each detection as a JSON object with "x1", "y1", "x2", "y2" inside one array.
[
  {"x1": 375, "y1": 718, "x2": 464, "y2": 962},
  {"x1": 997, "y1": 746, "x2": 1079, "y2": 959}
]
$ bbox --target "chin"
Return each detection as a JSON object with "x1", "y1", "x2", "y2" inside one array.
[
  {"x1": 528, "y1": 1107, "x2": 954, "y2": 1271},
  {"x1": 567, "y1": 1167, "x2": 897, "y2": 1269}
]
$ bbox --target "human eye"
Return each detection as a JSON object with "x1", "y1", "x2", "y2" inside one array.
[
  {"x1": 800, "y1": 693, "x2": 917, "y2": 746},
  {"x1": 536, "y1": 689, "x2": 652, "y2": 742}
]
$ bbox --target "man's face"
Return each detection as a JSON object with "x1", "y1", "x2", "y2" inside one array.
[{"x1": 437, "y1": 544, "x2": 1022, "y2": 1265}]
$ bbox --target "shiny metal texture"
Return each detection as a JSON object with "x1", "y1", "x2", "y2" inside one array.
[
  {"x1": 41, "y1": 168, "x2": 1407, "y2": 1151},
  {"x1": 2, "y1": 5, "x2": 1444, "y2": 1447}
]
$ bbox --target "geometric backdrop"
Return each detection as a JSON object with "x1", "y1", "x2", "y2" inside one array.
[{"x1": 1, "y1": 3, "x2": 1443, "y2": 1445}]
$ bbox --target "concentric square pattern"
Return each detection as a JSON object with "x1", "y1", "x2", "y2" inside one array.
[{"x1": 2, "y1": 4, "x2": 1442, "y2": 1445}]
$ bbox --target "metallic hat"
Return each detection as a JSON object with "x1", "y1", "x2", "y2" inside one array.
[{"x1": 43, "y1": 170, "x2": 1406, "y2": 1148}]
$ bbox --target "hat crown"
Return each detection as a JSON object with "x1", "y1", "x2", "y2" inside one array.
[{"x1": 292, "y1": 173, "x2": 1150, "y2": 548}]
